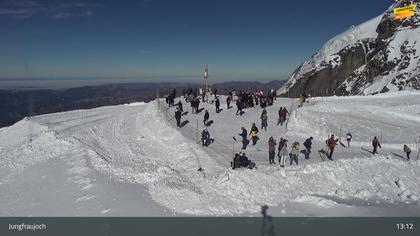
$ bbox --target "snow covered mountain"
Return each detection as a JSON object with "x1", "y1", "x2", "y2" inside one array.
[
  {"x1": 280, "y1": 0, "x2": 420, "y2": 96},
  {"x1": 1, "y1": 91, "x2": 420, "y2": 216}
]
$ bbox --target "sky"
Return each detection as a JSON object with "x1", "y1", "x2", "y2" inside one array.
[{"x1": 0, "y1": 0, "x2": 392, "y2": 84}]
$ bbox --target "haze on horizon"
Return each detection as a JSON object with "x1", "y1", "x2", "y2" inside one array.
[{"x1": 0, "y1": 0, "x2": 390, "y2": 87}]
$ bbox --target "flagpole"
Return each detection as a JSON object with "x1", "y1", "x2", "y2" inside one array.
[{"x1": 205, "y1": 64, "x2": 208, "y2": 93}]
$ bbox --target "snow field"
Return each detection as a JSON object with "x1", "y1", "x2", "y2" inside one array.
[{"x1": 0, "y1": 91, "x2": 419, "y2": 216}]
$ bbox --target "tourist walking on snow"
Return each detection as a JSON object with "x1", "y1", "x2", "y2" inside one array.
[
  {"x1": 201, "y1": 128, "x2": 210, "y2": 147},
  {"x1": 176, "y1": 101, "x2": 182, "y2": 112},
  {"x1": 404, "y1": 144, "x2": 411, "y2": 160},
  {"x1": 372, "y1": 136, "x2": 381, "y2": 155},
  {"x1": 175, "y1": 108, "x2": 182, "y2": 127},
  {"x1": 277, "y1": 107, "x2": 283, "y2": 126},
  {"x1": 290, "y1": 141, "x2": 300, "y2": 166},
  {"x1": 215, "y1": 97, "x2": 220, "y2": 113},
  {"x1": 239, "y1": 127, "x2": 249, "y2": 150},
  {"x1": 303, "y1": 137, "x2": 313, "y2": 159},
  {"x1": 346, "y1": 132, "x2": 352, "y2": 147},
  {"x1": 236, "y1": 99, "x2": 243, "y2": 116},
  {"x1": 203, "y1": 110, "x2": 209, "y2": 125},
  {"x1": 326, "y1": 134, "x2": 338, "y2": 160},
  {"x1": 226, "y1": 96, "x2": 231, "y2": 109},
  {"x1": 261, "y1": 108, "x2": 268, "y2": 131},
  {"x1": 278, "y1": 107, "x2": 289, "y2": 126},
  {"x1": 250, "y1": 123, "x2": 259, "y2": 145},
  {"x1": 268, "y1": 137, "x2": 277, "y2": 164},
  {"x1": 299, "y1": 94, "x2": 305, "y2": 107},
  {"x1": 278, "y1": 138, "x2": 288, "y2": 168}
]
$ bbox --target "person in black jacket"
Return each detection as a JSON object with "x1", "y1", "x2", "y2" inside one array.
[
  {"x1": 372, "y1": 136, "x2": 381, "y2": 155},
  {"x1": 303, "y1": 137, "x2": 313, "y2": 159},
  {"x1": 177, "y1": 101, "x2": 183, "y2": 113},
  {"x1": 203, "y1": 110, "x2": 209, "y2": 125},
  {"x1": 175, "y1": 108, "x2": 182, "y2": 127},
  {"x1": 215, "y1": 97, "x2": 220, "y2": 113}
]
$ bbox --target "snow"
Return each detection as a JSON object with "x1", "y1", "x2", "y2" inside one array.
[{"x1": 1, "y1": 92, "x2": 420, "y2": 216}]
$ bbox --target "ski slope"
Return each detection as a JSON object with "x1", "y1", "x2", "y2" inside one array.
[{"x1": 1, "y1": 92, "x2": 420, "y2": 216}]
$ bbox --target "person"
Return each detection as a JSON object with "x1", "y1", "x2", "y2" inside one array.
[
  {"x1": 279, "y1": 107, "x2": 289, "y2": 126},
  {"x1": 260, "y1": 109, "x2": 268, "y2": 131},
  {"x1": 201, "y1": 128, "x2": 210, "y2": 147},
  {"x1": 372, "y1": 136, "x2": 381, "y2": 155},
  {"x1": 204, "y1": 110, "x2": 209, "y2": 125},
  {"x1": 346, "y1": 132, "x2": 352, "y2": 147},
  {"x1": 191, "y1": 99, "x2": 195, "y2": 114},
  {"x1": 277, "y1": 107, "x2": 283, "y2": 126},
  {"x1": 226, "y1": 96, "x2": 231, "y2": 109},
  {"x1": 303, "y1": 137, "x2": 313, "y2": 159},
  {"x1": 278, "y1": 138, "x2": 288, "y2": 168},
  {"x1": 236, "y1": 99, "x2": 243, "y2": 116},
  {"x1": 239, "y1": 127, "x2": 249, "y2": 150},
  {"x1": 250, "y1": 123, "x2": 259, "y2": 145},
  {"x1": 404, "y1": 144, "x2": 411, "y2": 160},
  {"x1": 175, "y1": 108, "x2": 182, "y2": 127},
  {"x1": 232, "y1": 153, "x2": 242, "y2": 169},
  {"x1": 239, "y1": 153, "x2": 250, "y2": 167},
  {"x1": 178, "y1": 101, "x2": 183, "y2": 113},
  {"x1": 299, "y1": 94, "x2": 304, "y2": 107},
  {"x1": 201, "y1": 88, "x2": 206, "y2": 102},
  {"x1": 326, "y1": 134, "x2": 338, "y2": 160},
  {"x1": 268, "y1": 137, "x2": 277, "y2": 164},
  {"x1": 290, "y1": 142, "x2": 299, "y2": 166},
  {"x1": 195, "y1": 98, "x2": 201, "y2": 113},
  {"x1": 215, "y1": 97, "x2": 220, "y2": 113}
]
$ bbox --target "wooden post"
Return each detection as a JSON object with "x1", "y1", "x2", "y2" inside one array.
[
  {"x1": 232, "y1": 141, "x2": 235, "y2": 159},
  {"x1": 196, "y1": 116, "x2": 199, "y2": 144},
  {"x1": 380, "y1": 131, "x2": 383, "y2": 145},
  {"x1": 205, "y1": 64, "x2": 208, "y2": 95},
  {"x1": 339, "y1": 126, "x2": 342, "y2": 142}
]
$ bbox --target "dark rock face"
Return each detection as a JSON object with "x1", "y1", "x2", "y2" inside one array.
[{"x1": 282, "y1": 0, "x2": 420, "y2": 97}]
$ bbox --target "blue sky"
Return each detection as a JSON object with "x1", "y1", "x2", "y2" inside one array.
[{"x1": 0, "y1": 0, "x2": 391, "y2": 83}]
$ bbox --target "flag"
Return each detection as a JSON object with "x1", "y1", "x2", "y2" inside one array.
[{"x1": 204, "y1": 65, "x2": 208, "y2": 80}]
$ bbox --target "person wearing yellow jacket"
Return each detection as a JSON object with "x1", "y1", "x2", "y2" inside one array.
[
  {"x1": 250, "y1": 123, "x2": 259, "y2": 145},
  {"x1": 290, "y1": 141, "x2": 300, "y2": 166}
]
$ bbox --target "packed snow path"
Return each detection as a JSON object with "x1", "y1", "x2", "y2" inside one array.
[{"x1": 0, "y1": 92, "x2": 419, "y2": 216}]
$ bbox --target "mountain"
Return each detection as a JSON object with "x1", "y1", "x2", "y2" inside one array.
[{"x1": 280, "y1": 0, "x2": 420, "y2": 97}]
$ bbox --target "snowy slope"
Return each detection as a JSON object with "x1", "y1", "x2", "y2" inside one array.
[{"x1": 1, "y1": 92, "x2": 420, "y2": 216}]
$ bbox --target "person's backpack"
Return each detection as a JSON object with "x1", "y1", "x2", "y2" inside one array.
[{"x1": 248, "y1": 162, "x2": 256, "y2": 169}]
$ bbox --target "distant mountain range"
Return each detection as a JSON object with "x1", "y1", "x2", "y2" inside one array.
[{"x1": 0, "y1": 80, "x2": 285, "y2": 128}]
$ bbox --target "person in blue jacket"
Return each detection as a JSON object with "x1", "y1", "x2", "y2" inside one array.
[
  {"x1": 303, "y1": 137, "x2": 313, "y2": 159},
  {"x1": 201, "y1": 128, "x2": 210, "y2": 147}
]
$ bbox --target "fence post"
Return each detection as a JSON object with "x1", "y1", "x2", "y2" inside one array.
[{"x1": 196, "y1": 116, "x2": 199, "y2": 144}]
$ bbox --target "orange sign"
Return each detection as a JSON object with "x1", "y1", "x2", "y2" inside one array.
[{"x1": 394, "y1": 11, "x2": 415, "y2": 20}]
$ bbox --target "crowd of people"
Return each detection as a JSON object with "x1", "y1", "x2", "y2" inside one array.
[{"x1": 167, "y1": 87, "x2": 414, "y2": 172}]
